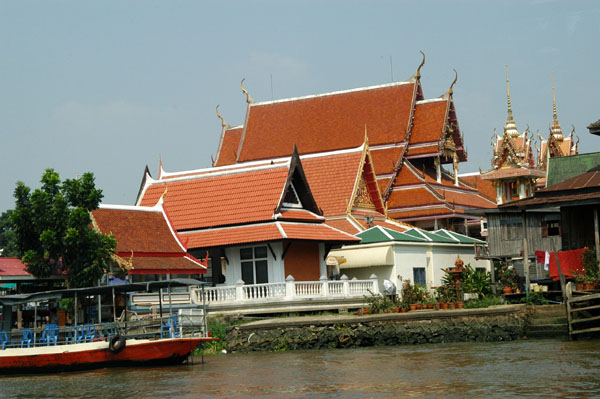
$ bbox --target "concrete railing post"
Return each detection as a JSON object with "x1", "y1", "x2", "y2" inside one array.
[
  {"x1": 286, "y1": 275, "x2": 296, "y2": 299},
  {"x1": 320, "y1": 275, "x2": 329, "y2": 298},
  {"x1": 370, "y1": 274, "x2": 380, "y2": 295},
  {"x1": 340, "y1": 274, "x2": 349, "y2": 297},
  {"x1": 235, "y1": 280, "x2": 245, "y2": 302}
]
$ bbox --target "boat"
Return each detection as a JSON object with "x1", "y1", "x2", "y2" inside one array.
[{"x1": 0, "y1": 278, "x2": 217, "y2": 374}]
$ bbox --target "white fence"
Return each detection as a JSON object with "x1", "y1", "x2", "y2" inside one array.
[{"x1": 193, "y1": 274, "x2": 380, "y2": 306}]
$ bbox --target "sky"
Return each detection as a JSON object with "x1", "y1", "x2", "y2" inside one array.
[{"x1": 1, "y1": 0, "x2": 599, "y2": 213}]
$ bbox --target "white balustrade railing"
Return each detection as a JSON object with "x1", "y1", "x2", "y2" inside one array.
[{"x1": 190, "y1": 274, "x2": 380, "y2": 306}]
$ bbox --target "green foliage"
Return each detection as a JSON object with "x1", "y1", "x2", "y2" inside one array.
[
  {"x1": 401, "y1": 283, "x2": 431, "y2": 305},
  {"x1": 0, "y1": 210, "x2": 19, "y2": 257},
  {"x1": 364, "y1": 290, "x2": 396, "y2": 313},
  {"x1": 10, "y1": 169, "x2": 116, "y2": 288},
  {"x1": 581, "y1": 248, "x2": 599, "y2": 282},
  {"x1": 495, "y1": 262, "x2": 520, "y2": 290},
  {"x1": 518, "y1": 292, "x2": 550, "y2": 305},
  {"x1": 59, "y1": 298, "x2": 74, "y2": 313},
  {"x1": 462, "y1": 264, "x2": 492, "y2": 299},
  {"x1": 464, "y1": 296, "x2": 503, "y2": 309}
]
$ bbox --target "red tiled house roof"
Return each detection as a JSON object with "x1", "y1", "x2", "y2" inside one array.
[
  {"x1": 0, "y1": 258, "x2": 32, "y2": 278},
  {"x1": 235, "y1": 82, "x2": 417, "y2": 163},
  {"x1": 136, "y1": 149, "x2": 359, "y2": 249},
  {"x1": 92, "y1": 204, "x2": 207, "y2": 275}
]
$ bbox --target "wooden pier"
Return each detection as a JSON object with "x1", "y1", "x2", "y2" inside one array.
[{"x1": 567, "y1": 286, "x2": 600, "y2": 338}]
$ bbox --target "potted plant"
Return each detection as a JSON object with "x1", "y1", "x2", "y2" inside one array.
[
  {"x1": 496, "y1": 262, "x2": 519, "y2": 294},
  {"x1": 572, "y1": 270, "x2": 586, "y2": 291}
]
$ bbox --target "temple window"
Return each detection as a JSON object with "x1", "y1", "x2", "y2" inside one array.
[{"x1": 240, "y1": 246, "x2": 268, "y2": 284}]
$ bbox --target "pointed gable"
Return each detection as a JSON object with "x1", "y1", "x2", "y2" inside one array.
[{"x1": 235, "y1": 81, "x2": 417, "y2": 162}]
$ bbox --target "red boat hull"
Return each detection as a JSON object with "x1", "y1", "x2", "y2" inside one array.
[{"x1": 0, "y1": 337, "x2": 215, "y2": 374}]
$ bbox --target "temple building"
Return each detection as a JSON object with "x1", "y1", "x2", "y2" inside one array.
[
  {"x1": 213, "y1": 55, "x2": 495, "y2": 237},
  {"x1": 480, "y1": 67, "x2": 545, "y2": 205},
  {"x1": 135, "y1": 148, "x2": 360, "y2": 285}
]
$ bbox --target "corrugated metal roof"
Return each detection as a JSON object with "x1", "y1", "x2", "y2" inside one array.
[{"x1": 546, "y1": 152, "x2": 600, "y2": 187}]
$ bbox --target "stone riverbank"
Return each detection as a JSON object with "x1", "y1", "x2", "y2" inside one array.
[{"x1": 224, "y1": 304, "x2": 532, "y2": 352}]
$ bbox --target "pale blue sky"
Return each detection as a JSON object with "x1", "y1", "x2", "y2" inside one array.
[{"x1": 1, "y1": 0, "x2": 599, "y2": 212}]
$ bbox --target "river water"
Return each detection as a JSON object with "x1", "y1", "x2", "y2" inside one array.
[{"x1": 3, "y1": 338, "x2": 600, "y2": 398}]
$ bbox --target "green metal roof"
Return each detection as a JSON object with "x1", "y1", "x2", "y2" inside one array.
[
  {"x1": 402, "y1": 228, "x2": 456, "y2": 243},
  {"x1": 357, "y1": 226, "x2": 428, "y2": 244},
  {"x1": 356, "y1": 226, "x2": 484, "y2": 245},
  {"x1": 546, "y1": 152, "x2": 600, "y2": 187},
  {"x1": 431, "y1": 229, "x2": 486, "y2": 244}
]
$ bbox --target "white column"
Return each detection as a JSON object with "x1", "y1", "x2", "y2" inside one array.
[
  {"x1": 285, "y1": 275, "x2": 296, "y2": 299},
  {"x1": 320, "y1": 275, "x2": 329, "y2": 298},
  {"x1": 369, "y1": 274, "x2": 380, "y2": 295},
  {"x1": 235, "y1": 280, "x2": 245, "y2": 302}
]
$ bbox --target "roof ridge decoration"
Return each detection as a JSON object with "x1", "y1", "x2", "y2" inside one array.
[
  {"x1": 241, "y1": 78, "x2": 255, "y2": 104},
  {"x1": 348, "y1": 137, "x2": 386, "y2": 216},
  {"x1": 216, "y1": 105, "x2": 231, "y2": 129},
  {"x1": 448, "y1": 69, "x2": 458, "y2": 96},
  {"x1": 415, "y1": 51, "x2": 425, "y2": 80}
]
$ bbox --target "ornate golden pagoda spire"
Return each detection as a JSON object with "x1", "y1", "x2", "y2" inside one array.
[
  {"x1": 550, "y1": 73, "x2": 564, "y2": 140},
  {"x1": 504, "y1": 65, "x2": 519, "y2": 138}
]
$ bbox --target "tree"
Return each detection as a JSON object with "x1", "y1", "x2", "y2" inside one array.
[
  {"x1": 11, "y1": 169, "x2": 116, "y2": 288},
  {"x1": 0, "y1": 210, "x2": 19, "y2": 257}
]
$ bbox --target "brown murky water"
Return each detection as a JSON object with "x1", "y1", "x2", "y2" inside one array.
[{"x1": 3, "y1": 339, "x2": 600, "y2": 398}]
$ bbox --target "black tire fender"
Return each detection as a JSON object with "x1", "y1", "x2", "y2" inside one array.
[{"x1": 109, "y1": 335, "x2": 126, "y2": 354}]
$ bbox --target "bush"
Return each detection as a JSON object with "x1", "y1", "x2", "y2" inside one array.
[
  {"x1": 464, "y1": 296, "x2": 503, "y2": 309},
  {"x1": 365, "y1": 291, "x2": 396, "y2": 313}
]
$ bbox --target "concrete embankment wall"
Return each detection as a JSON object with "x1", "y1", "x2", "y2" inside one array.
[{"x1": 224, "y1": 305, "x2": 529, "y2": 352}]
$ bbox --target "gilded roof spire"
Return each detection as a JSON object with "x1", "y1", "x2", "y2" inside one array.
[
  {"x1": 550, "y1": 73, "x2": 564, "y2": 140},
  {"x1": 504, "y1": 65, "x2": 519, "y2": 138}
]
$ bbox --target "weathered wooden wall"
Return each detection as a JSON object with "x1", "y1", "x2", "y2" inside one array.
[
  {"x1": 487, "y1": 211, "x2": 561, "y2": 258},
  {"x1": 561, "y1": 205, "x2": 599, "y2": 251}
]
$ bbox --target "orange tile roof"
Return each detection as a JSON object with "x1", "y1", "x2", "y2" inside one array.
[
  {"x1": 389, "y1": 207, "x2": 455, "y2": 219},
  {"x1": 93, "y1": 207, "x2": 184, "y2": 253},
  {"x1": 441, "y1": 190, "x2": 496, "y2": 209},
  {"x1": 92, "y1": 205, "x2": 206, "y2": 275},
  {"x1": 409, "y1": 100, "x2": 448, "y2": 144},
  {"x1": 387, "y1": 187, "x2": 445, "y2": 208},
  {"x1": 372, "y1": 219, "x2": 410, "y2": 232},
  {"x1": 236, "y1": 82, "x2": 416, "y2": 162},
  {"x1": 406, "y1": 144, "x2": 440, "y2": 157},
  {"x1": 214, "y1": 126, "x2": 243, "y2": 167},
  {"x1": 139, "y1": 166, "x2": 290, "y2": 230},
  {"x1": 128, "y1": 255, "x2": 206, "y2": 275},
  {"x1": 459, "y1": 174, "x2": 496, "y2": 202},
  {"x1": 179, "y1": 222, "x2": 358, "y2": 248},
  {"x1": 325, "y1": 218, "x2": 362, "y2": 235},
  {"x1": 370, "y1": 146, "x2": 405, "y2": 175},
  {"x1": 278, "y1": 209, "x2": 324, "y2": 222}
]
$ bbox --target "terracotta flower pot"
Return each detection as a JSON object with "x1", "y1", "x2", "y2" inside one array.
[
  {"x1": 585, "y1": 283, "x2": 594, "y2": 290},
  {"x1": 400, "y1": 308, "x2": 408, "y2": 313},
  {"x1": 435, "y1": 303, "x2": 441, "y2": 310},
  {"x1": 415, "y1": 303, "x2": 422, "y2": 310},
  {"x1": 449, "y1": 303, "x2": 456, "y2": 310},
  {"x1": 457, "y1": 301, "x2": 464, "y2": 309},
  {"x1": 409, "y1": 304, "x2": 417, "y2": 311},
  {"x1": 576, "y1": 283, "x2": 585, "y2": 291},
  {"x1": 441, "y1": 303, "x2": 449, "y2": 310},
  {"x1": 502, "y1": 286, "x2": 513, "y2": 295}
]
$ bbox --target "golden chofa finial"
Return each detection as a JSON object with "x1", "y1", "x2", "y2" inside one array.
[
  {"x1": 415, "y1": 51, "x2": 426, "y2": 79},
  {"x1": 216, "y1": 105, "x2": 230, "y2": 129},
  {"x1": 160, "y1": 185, "x2": 168, "y2": 201},
  {"x1": 448, "y1": 69, "x2": 458, "y2": 95},
  {"x1": 241, "y1": 78, "x2": 254, "y2": 104}
]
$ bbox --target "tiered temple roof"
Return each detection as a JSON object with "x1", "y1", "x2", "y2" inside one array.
[
  {"x1": 136, "y1": 149, "x2": 360, "y2": 249},
  {"x1": 212, "y1": 56, "x2": 488, "y2": 229}
]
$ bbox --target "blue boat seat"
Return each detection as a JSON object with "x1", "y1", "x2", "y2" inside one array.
[
  {"x1": 1, "y1": 331, "x2": 13, "y2": 350},
  {"x1": 82, "y1": 323, "x2": 97, "y2": 342},
  {"x1": 38, "y1": 324, "x2": 59, "y2": 346},
  {"x1": 160, "y1": 314, "x2": 180, "y2": 338},
  {"x1": 20, "y1": 328, "x2": 34, "y2": 348}
]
